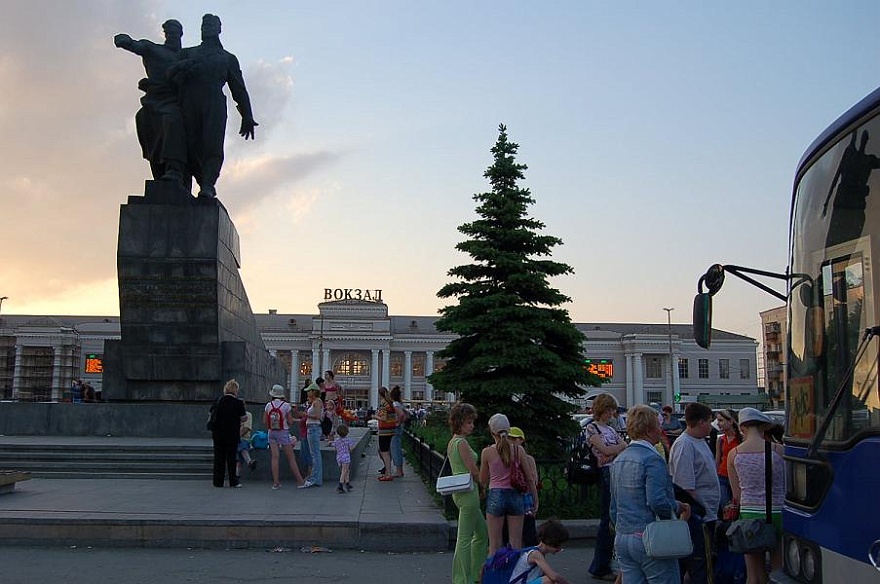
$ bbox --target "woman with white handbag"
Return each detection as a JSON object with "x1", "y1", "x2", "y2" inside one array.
[
  {"x1": 446, "y1": 403, "x2": 487, "y2": 584},
  {"x1": 610, "y1": 405, "x2": 692, "y2": 583}
]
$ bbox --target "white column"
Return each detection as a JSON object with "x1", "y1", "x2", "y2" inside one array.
[
  {"x1": 625, "y1": 353, "x2": 634, "y2": 408},
  {"x1": 289, "y1": 350, "x2": 299, "y2": 401},
  {"x1": 403, "y1": 350, "x2": 412, "y2": 401},
  {"x1": 311, "y1": 347, "x2": 319, "y2": 380},
  {"x1": 633, "y1": 352, "x2": 644, "y2": 405},
  {"x1": 382, "y1": 349, "x2": 390, "y2": 389},
  {"x1": 371, "y1": 349, "x2": 380, "y2": 409},
  {"x1": 51, "y1": 345, "x2": 62, "y2": 401},
  {"x1": 672, "y1": 352, "x2": 681, "y2": 405},
  {"x1": 12, "y1": 345, "x2": 23, "y2": 400},
  {"x1": 425, "y1": 351, "x2": 434, "y2": 402},
  {"x1": 322, "y1": 348, "x2": 331, "y2": 377}
]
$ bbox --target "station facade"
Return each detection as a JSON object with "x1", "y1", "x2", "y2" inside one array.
[{"x1": 0, "y1": 299, "x2": 760, "y2": 409}]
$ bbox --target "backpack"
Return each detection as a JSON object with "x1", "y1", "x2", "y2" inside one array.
[
  {"x1": 267, "y1": 401, "x2": 285, "y2": 431},
  {"x1": 481, "y1": 545, "x2": 538, "y2": 584},
  {"x1": 564, "y1": 422, "x2": 601, "y2": 485},
  {"x1": 250, "y1": 430, "x2": 269, "y2": 450}
]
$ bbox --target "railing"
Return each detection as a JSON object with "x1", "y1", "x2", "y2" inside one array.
[{"x1": 403, "y1": 429, "x2": 599, "y2": 519}]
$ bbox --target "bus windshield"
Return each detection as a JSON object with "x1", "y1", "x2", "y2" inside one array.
[{"x1": 788, "y1": 114, "x2": 880, "y2": 445}]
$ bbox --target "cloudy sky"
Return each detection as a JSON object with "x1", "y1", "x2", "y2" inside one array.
[{"x1": 4, "y1": 0, "x2": 880, "y2": 345}]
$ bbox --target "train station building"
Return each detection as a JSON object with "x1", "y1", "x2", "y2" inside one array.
[{"x1": 0, "y1": 299, "x2": 760, "y2": 410}]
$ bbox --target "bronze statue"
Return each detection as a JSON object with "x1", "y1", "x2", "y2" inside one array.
[
  {"x1": 114, "y1": 20, "x2": 187, "y2": 184},
  {"x1": 168, "y1": 14, "x2": 258, "y2": 198}
]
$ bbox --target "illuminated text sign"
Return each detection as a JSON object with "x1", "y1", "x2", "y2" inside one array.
[
  {"x1": 584, "y1": 358, "x2": 613, "y2": 380},
  {"x1": 85, "y1": 354, "x2": 104, "y2": 374}
]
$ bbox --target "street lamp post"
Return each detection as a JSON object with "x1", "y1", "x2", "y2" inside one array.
[
  {"x1": 0, "y1": 296, "x2": 7, "y2": 321},
  {"x1": 663, "y1": 307, "x2": 676, "y2": 407}
]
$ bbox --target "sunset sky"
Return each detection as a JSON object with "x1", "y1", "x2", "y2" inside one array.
[{"x1": 4, "y1": 0, "x2": 880, "y2": 345}]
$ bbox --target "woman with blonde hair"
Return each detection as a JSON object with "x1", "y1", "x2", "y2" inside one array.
[
  {"x1": 211, "y1": 379, "x2": 248, "y2": 488},
  {"x1": 611, "y1": 404, "x2": 690, "y2": 583},
  {"x1": 447, "y1": 402, "x2": 487, "y2": 584},
  {"x1": 586, "y1": 392, "x2": 627, "y2": 580},
  {"x1": 480, "y1": 413, "x2": 538, "y2": 556}
]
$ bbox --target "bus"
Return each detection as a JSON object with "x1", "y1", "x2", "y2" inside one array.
[{"x1": 693, "y1": 86, "x2": 880, "y2": 582}]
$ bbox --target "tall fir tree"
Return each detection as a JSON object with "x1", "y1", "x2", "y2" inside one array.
[{"x1": 430, "y1": 124, "x2": 601, "y2": 457}]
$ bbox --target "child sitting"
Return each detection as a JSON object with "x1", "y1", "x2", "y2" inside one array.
[
  {"x1": 236, "y1": 411, "x2": 257, "y2": 477},
  {"x1": 510, "y1": 519, "x2": 571, "y2": 584},
  {"x1": 330, "y1": 424, "x2": 355, "y2": 493}
]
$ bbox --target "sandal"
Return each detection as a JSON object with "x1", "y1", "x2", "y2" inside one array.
[{"x1": 377, "y1": 475, "x2": 394, "y2": 482}]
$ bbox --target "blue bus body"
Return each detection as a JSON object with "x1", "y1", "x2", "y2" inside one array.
[{"x1": 776, "y1": 86, "x2": 880, "y2": 582}]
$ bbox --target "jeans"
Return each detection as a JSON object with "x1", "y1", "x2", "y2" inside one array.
[
  {"x1": 299, "y1": 425, "x2": 313, "y2": 469},
  {"x1": 391, "y1": 424, "x2": 404, "y2": 468},
  {"x1": 307, "y1": 423, "x2": 323, "y2": 485},
  {"x1": 452, "y1": 487, "x2": 488, "y2": 584},
  {"x1": 615, "y1": 532, "x2": 681, "y2": 584},
  {"x1": 718, "y1": 475, "x2": 732, "y2": 509},
  {"x1": 590, "y1": 466, "x2": 614, "y2": 577},
  {"x1": 678, "y1": 518, "x2": 714, "y2": 584}
]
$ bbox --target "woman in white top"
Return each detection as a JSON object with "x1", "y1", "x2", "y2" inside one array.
[
  {"x1": 303, "y1": 387, "x2": 324, "y2": 487},
  {"x1": 586, "y1": 393, "x2": 627, "y2": 580}
]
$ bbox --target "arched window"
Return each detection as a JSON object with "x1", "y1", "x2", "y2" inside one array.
[{"x1": 334, "y1": 353, "x2": 370, "y2": 376}]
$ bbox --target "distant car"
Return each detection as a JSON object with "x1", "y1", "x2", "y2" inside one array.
[
  {"x1": 763, "y1": 410, "x2": 785, "y2": 424},
  {"x1": 367, "y1": 419, "x2": 378, "y2": 433}
]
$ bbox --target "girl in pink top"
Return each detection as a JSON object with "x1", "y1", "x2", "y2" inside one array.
[{"x1": 479, "y1": 413, "x2": 538, "y2": 556}]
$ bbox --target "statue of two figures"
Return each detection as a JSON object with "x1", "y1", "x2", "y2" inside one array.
[{"x1": 115, "y1": 14, "x2": 258, "y2": 200}]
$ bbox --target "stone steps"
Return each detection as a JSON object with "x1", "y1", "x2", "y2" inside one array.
[{"x1": 0, "y1": 443, "x2": 214, "y2": 479}]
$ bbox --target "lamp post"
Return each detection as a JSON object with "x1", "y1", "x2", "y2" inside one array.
[
  {"x1": 0, "y1": 296, "x2": 7, "y2": 321},
  {"x1": 663, "y1": 307, "x2": 676, "y2": 407}
]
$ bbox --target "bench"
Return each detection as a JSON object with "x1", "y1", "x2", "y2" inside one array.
[{"x1": 0, "y1": 470, "x2": 31, "y2": 495}]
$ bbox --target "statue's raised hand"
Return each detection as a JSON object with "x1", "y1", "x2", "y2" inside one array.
[{"x1": 240, "y1": 117, "x2": 258, "y2": 140}]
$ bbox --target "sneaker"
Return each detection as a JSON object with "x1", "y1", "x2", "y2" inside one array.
[
  {"x1": 248, "y1": 460, "x2": 257, "y2": 471},
  {"x1": 345, "y1": 483, "x2": 353, "y2": 492},
  {"x1": 271, "y1": 484, "x2": 281, "y2": 490},
  {"x1": 297, "y1": 480, "x2": 314, "y2": 489},
  {"x1": 336, "y1": 486, "x2": 345, "y2": 494},
  {"x1": 232, "y1": 483, "x2": 243, "y2": 488}
]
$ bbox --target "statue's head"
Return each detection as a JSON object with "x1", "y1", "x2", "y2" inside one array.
[
  {"x1": 162, "y1": 19, "x2": 183, "y2": 41},
  {"x1": 201, "y1": 14, "x2": 222, "y2": 39}
]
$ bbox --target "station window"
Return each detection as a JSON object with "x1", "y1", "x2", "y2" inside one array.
[
  {"x1": 720, "y1": 359, "x2": 730, "y2": 379},
  {"x1": 739, "y1": 358, "x2": 750, "y2": 379},
  {"x1": 699, "y1": 359, "x2": 709, "y2": 379},
  {"x1": 678, "y1": 358, "x2": 689, "y2": 379},
  {"x1": 646, "y1": 357, "x2": 663, "y2": 379}
]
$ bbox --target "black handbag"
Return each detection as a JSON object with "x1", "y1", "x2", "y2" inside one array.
[{"x1": 726, "y1": 441, "x2": 778, "y2": 554}]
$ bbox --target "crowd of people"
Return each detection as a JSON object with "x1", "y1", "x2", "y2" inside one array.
[{"x1": 210, "y1": 380, "x2": 785, "y2": 584}]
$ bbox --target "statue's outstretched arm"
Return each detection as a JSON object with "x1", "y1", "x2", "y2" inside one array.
[{"x1": 114, "y1": 34, "x2": 149, "y2": 56}]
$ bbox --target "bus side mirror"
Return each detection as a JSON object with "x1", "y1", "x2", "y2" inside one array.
[{"x1": 693, "y1": 292, "x2": 712, "y2": 349}]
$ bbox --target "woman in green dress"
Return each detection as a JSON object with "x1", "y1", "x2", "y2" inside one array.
[{"x1": 447, "y1": 403, "x2": 488, "y2": 584}]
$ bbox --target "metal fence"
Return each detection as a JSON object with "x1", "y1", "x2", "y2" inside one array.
[{"x1": 403, "y1": 429, "x2": 599, "y2": 519}]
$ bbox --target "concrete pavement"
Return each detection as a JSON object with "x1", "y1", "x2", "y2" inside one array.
[{"x1": 0, "y1": 434, "x2": 597, "y2": 552}]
